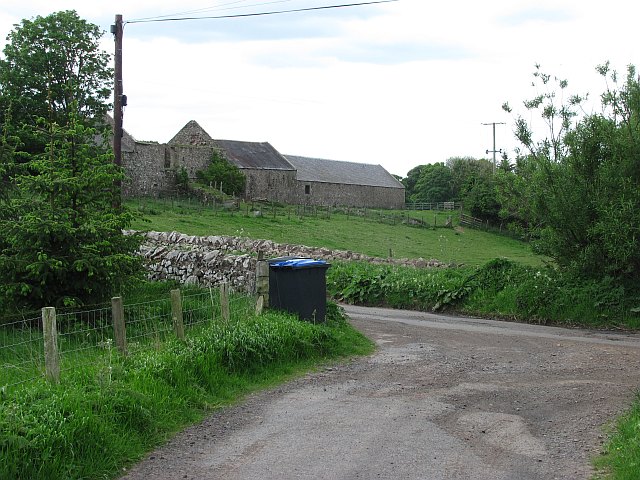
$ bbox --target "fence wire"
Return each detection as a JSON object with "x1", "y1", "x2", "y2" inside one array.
[
  {"x1": 0, "y1": 288, "x2": 259, "y2": 392},
  {"x1": 0, "y1": 315, "x2": 45, "y2": 388}
]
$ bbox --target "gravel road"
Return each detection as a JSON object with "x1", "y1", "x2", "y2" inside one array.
[{"x1": 121, "y1": 305, "x2": 640, "y2": 479}]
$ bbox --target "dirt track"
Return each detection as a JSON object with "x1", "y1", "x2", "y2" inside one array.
[{"x1": 121, "y1": 305, "x2": 640, "y2": 479}]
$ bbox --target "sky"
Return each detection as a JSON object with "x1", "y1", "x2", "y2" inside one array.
[{"x1": 1, "y1": 0, "x2": 639, "y2": 178}]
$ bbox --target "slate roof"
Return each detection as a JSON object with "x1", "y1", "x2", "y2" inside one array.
[
  {"x1": 215, "y1": 140, "x2": 295, "y2": 171},
  {"x1": 286, "y1": 155, "x2": 404, "y2": 189}
]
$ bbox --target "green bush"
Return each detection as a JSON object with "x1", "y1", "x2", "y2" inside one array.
[{"x1": 195, "y1": 149, "x2": 245, "y2": 196}]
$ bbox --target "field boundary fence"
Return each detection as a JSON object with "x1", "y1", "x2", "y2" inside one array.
[
  {"x1": 0, "y1": 285, "x2": 257, "y2": 392},
  {"x1": 459, "y1": 213, "x2": 486, "y2": 229},
  {"x1": 405, "y1": 201, "x2": 462, "y2": 211},
  {"x1": 132, "y1": 196, "x2": 453, "y2": 229}
]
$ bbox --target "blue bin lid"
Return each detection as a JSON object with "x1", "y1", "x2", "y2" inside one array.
[{"x1": 270, "y1": 258, "x2": 328, "y2": 268}]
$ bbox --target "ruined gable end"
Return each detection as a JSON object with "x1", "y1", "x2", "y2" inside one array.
[{"x1": 168, "y1": 120, "x2": 214, "y2": 147}]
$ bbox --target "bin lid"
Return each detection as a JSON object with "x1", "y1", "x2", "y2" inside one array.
[{"x1": 269, "y1": 258, "x2": 329, "y2": 269}]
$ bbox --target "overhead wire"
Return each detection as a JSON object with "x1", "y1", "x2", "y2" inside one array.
[
  {"x1": 126, "y1": 0, "x2": 398, "y2": 25},
  {"x1": 130, "y1": 0, "x2": 259, "y2": 22}
]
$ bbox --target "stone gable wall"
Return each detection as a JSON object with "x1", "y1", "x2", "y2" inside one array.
[{"x1": 122, "y1": 143, "x2": 212, "y2": 197}]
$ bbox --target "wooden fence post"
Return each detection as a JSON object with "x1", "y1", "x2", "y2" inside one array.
[
  {"x1": 111, "y1": 297, "x2": 127, "y2": 355},
  {"x1": 255, "y1": 250, "x2": 269, "y2": 311},
  {"x1": 42, "y1": 307, "x2": 60, "y2": 384},
  {"x1": 170, "y1": 289, "x2": 185, "y2": 340},
  {"x1": 256, "y1": 250, "x2": 269, "y2": 307},
  {"x1": 220, "y1": 283, "x2": 230, "y2": 323}
]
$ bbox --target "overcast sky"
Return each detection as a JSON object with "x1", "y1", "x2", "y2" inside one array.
[{"x1": 1, "y1": 0, "x2": 639, "y2": 177}]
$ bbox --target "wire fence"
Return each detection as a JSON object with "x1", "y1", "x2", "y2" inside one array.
[
  {"x1": 0, "y1": 314, "x2": 45, "y2": 389},
  {"x1": 131, "y1": 196, "x2": 458, "y2": 230},
  {"x1": 0, "y1": 287, "x2": 257, "y2": 392}
]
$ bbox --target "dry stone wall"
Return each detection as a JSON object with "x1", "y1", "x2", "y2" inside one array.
[{"x1": 130, "y1": 230, "x2": 448, "y2": 293}]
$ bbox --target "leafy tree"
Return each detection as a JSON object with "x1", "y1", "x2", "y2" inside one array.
[
  {"x1": 195, "y1": 149, "x2": 245, "y2": 196},
  {"x1": 445, "y1": 156, "x2": 490, "y2": 200},
  {"x1": 401, "y1": 164, "x2": 427, "y2": 200},
  {"x1": 411, "y1": 162, "x2": 454, "y2": 203},
  {"x1": 464, "y1": 174, "x2": 500, "y2": 222},
  {"x1": 503, "y1": 63, "x2": 640, "y2": 279},
  {"x1": 0, "y1": 10, "x2": 112, "y2": 131}
]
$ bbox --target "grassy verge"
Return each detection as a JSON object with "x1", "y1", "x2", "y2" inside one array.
[
  {"x1": 0, "y1": 303, "x2": 374, "y2": 480},
  {"x1": 328, "y1": 259, "x2": 640, "y2": 329},
  {"x1": 126, "y1": 198, "x2": 543, "y2": 267},
  {"x1": 593, "y1": 395, "x2": 640, "y2": 479}
]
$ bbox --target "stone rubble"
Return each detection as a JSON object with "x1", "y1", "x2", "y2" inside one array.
[{"x1": 126, "y1": 230, "x2": 449, "y2": 293}]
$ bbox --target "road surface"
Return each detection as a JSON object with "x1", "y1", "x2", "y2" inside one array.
[{"x1": 121, "y1": 305, "x2": 640, "y2": 479}]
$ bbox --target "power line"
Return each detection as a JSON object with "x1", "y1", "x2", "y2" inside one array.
[
  {"x1": 130, "y1": 0, "x2": 294, "y2": 23},
  {"x1": 126, "y1": 0, "x2": 399, "y2": 24}
]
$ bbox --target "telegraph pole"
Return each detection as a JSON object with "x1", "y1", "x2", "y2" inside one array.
[
  {"x1": 111, "y1": 14, "x2": 124, "y2": 207},
  {"x1": 482, "y1": 122, "x2": 505, "y2": 173}
]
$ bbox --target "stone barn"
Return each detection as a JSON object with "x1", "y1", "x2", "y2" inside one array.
[
  {"x1": 119, "y1": 120, "x2": 405, "y2": 208},
  {"x1": 121, "y1": 120, "x2": 212, "y2": 197},
  {"x1": 286, "y1": 155, "x2": 405, "y2": 209},
  {"x1": 214, "y1": 139, "x2": 297, "y2": 203}
]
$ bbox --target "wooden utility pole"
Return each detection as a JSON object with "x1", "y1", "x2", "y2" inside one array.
[{"x1": 112, "y1": 14, "x2": 124, "y2": 206}]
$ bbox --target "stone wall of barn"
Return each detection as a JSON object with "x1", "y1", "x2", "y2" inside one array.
[
  {"x1": 243, "y1": 169, "x2": 298, "y2": 203},
  {"x1": 294, "y1": 181, "x2": 405, "y2": 209},
  {"x1": 122, "y1": 143, "x2": 213, "y2": 197}
]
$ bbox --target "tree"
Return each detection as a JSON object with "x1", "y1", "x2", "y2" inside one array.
[
  {"x1": 0, "y1": 115, "x2": 143, "y2": 309},
  {"x1": 0, "y1": 10, "x2": 112, "y2": 129},
  {"x1": 0, "y1": 12, "x2": 142, "y2": 310},
  {"x1": 503, "y1": 63, "x2": 640, "y2": 279},
  {"x1": 195, "y1": 149, "x2": 246, "y2": 196},
  {"x1": 411, "y1": 163, "x2": 453, "y2": 203},
  {"x1": 401, "y1": 164, "x2": 427, "y2": 201}
]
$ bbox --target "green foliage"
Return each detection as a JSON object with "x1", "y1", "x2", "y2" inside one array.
[
  {"x1": 0, "y1": 10, "x2": 112, "y2": 150},
  {"x1": 0, "y1": 115, "x2": 143, "y2": 310},
  {"x1": 403, "y1": 157, "x2": 501, "y2": 223},
  {"x1": 410, "y1": 162, "x2": 454, "y2": 203},
  {"x1": 174, "y1": 166, "x2": 190, "y2": 194},
  {"x1": 503, "y1": 63, "x2": 640, "y2": 280},
  {"x1": 328, "y1": 261, "x2": 469, "y2": 311},
  {"x1": 401, "y1": 164, "x2": 427, "y2": 200},
  {"x1": 0, "y1": 11, "x2": 142, "y2": 311},
  {"x1": 328, "y1": 259, "x2": 640, "y2": 328},
  {"x1": 594, "y1": 393, "x2": 640, "y2": 479},
  {"x1": 195, "y1": 149, "x2": 245, "y2": 196},
  {"x1": 0, "y1": 307, "x2": 372, "y2": 479}
]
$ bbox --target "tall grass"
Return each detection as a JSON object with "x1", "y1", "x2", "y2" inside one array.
[
  {"x1": 594, "y1": 394, "x2": 640, "y2": 479},
  {"x1": 0, "y1": 301, "x2": 373, "y2": 479},
  {"x1": 328, "y1": 259, "x2": 640, "y2": 329}
]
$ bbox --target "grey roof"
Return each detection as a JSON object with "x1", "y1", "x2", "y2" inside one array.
[
  {"x1": 286, "y1": 155, "x2": 404, "y2": 189},
  {"x1": 215, "y1": 140, "x2": 295, "y2": 170}
]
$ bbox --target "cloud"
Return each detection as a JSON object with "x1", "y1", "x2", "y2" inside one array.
[
  {"x1": 330, "y1": 41, "x2": 472, "y2": 65},
  {"x1": 498, "y1": 7, "x2": 575, "y2": 26}
]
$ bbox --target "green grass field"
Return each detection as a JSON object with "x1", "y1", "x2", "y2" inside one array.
[{"x1": 127, "y1": 198, "x2": 544, "y2": 267}]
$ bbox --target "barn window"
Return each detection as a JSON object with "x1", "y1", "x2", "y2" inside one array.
[{"x1": 305, "y1": 184, "x2": 310, "y2": 195}]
